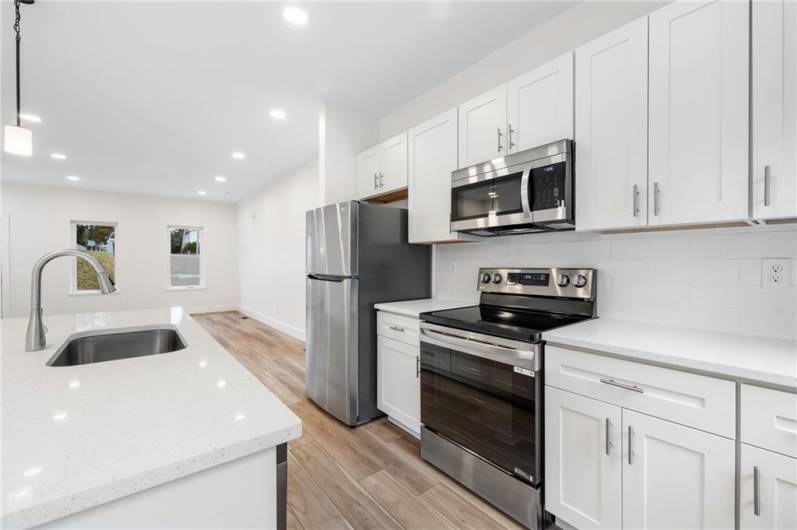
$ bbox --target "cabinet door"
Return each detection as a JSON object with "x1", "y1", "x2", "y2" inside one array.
[
  {"x1": 623, "y1": 410, "x2": 735, "y2": 530},
  {"x1": 575, "y1": 17, "x2": 648, "y2": 231},
  {"x1": 408, "y1": 108, "x2": 460, "y2": 243},
  {"x1": 740, "y1": 444, "x2": 797, "y2": 530},
  {"x1": 507, "y1": 52, "x2": 574, "y2": 154},
  {"x1": 379, "y1": 132, "x2": 408, "y2": 193},
  {"x1": 356, "y1": 146, "x2": 381, "y2": 199},
  {"x1": 377, "y1": 335, "x2": 420, "y2": 436},
  {"x1": 648, "y1": 0, "x2": 749, "y2": 226},
  {"x1": 458, "y1": 84, "x2": 507, "y2": 168},
  {"x1": 752, "y1": 0, "x2": 797, "y2": 220},
  {"x1": 545, "y1": 387, "x2": 622, "y2": 530}
]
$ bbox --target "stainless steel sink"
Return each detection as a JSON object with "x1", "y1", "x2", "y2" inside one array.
[{"x1": 47, "y1": 327, "x2": 187, "y2": 367}]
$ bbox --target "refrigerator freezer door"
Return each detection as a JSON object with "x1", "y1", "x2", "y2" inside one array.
[
  {"x1": 306, "y1": 201, "x2": 358, "y2": 277},
  {"x1": 305, "y1": 275, "x2": 359, "y2": 425}
]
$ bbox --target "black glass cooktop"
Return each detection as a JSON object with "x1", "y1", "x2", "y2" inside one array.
[{"x1": 420, "y1": 304, "x2": 592, "y2": 343}]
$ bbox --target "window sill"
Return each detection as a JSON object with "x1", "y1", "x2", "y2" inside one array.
[
  {"x1": 166, "y1": 286, "x2": 206, "y2": 291},
  {"x1": 69, "y1": 290, "x2": 120, "y2": 297}
]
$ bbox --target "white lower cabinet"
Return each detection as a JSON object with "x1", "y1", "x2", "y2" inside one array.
[
  {"x1": 376, "y1": 311, "x2": 421, "y2": 437},
  {"x1": 622, "y1": 409, "x2": 735, "y2": 530},
  {"x1": 740, "y1": 444, "x2": 797, "y2": 530},
  {"x1": 545, "y1": 387, "x2": 622, "y2": 530},
  {"x1": 545, "y1": 346, "x2": 736, "y2": 530}
]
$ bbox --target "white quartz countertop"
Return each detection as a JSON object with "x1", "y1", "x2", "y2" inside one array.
[
  {"x1": 1, "y1": 307, "x2": 302, "y2": 529},
  {"x1": 374, "y1": 298, "x2": 472, "y2": 318},
  {"x1": 543, "y1": 318, "x2": 797, "y2": 390}
]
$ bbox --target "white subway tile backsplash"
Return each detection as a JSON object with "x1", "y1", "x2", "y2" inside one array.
[
  {"x1": 690, "y1": 283, "x2": 797, "y2": 313},
  {"x1": 740, "y1": 310, "x2": 797, "y2": 341},
  {"x1": 435, "y1": 225, "x2": 797, "y2": 340}
]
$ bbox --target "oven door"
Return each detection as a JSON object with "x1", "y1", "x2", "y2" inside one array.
[
  {"x1": 419, "y1": 322, "x2": 542, "y2": 485},
  {"x1": 449, "y1": 167, "x2": 533, "y2": 233}
]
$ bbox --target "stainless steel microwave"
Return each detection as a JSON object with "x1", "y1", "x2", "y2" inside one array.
[{"x1": 450, "y1": 139, "x2": 574, "y2": 236}]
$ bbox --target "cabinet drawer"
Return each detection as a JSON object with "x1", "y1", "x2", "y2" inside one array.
[
  {"x1": 546, "y1": 346, "x2": 736, "y2": 438},
  {"x1": 741, "y1": 385, "x2": 797, "y2": 458},
  {"x1": 377, "y1": 311, "x2": 420, "y2": 346}
]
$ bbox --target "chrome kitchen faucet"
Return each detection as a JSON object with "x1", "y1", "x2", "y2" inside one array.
[{"x1": 25, "y1": 250, "x2": 117, "y2": 352}]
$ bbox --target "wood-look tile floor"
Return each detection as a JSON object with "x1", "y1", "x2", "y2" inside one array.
[{"x1": 193, "y1": 311, "x2": 525, "y2": 530}]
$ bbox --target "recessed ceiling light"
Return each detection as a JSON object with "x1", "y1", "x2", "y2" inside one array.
[
  {"x1": 282, "y1": 6, "x2": 308, "y2": 26},
  {"x1": 19, "y1": 113, "x2": 41, "y2": 123},
  {"x1": 231, "y1": 151, "x2": 246, "y2": 160},
  {"x1": 66, "y1": 175, "x2": 80, "y2": 182},
  {"x1": 50, "y1": 152, "x2": 67, "y2": 160},
  {"x1": 269, "y1": 108, "x2": 287, "y2": 121},
  {"x1": 197, "y1": 190, "x2": 207, "y2": 196},
  {"x1": 214, "y1": 175, "x2": 227, "y2": 183}
]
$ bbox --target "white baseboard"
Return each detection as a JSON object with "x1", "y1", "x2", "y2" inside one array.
[
  {"x1": 186, "y1": 304, "x2": 240, "y2": 315},
  {"x1": 238, "y1": 307, "x2": 306, "y2": 342}
]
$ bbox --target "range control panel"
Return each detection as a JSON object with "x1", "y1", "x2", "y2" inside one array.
[{"x1": 477, "y1": 267, "x2": 596, "y2": 300}]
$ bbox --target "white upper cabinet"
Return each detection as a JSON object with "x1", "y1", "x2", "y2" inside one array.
[
  {"x1": 752, "y1": 0, "x2": 797, "y2": 220},
  {"x1": 356, "y1": 145, "x2": 382, "y2": 199},
  {"x1": 380, "y1": 133, "x2": 408, "y2": 194},
  {"x1": 622, "y1": 410, "x2": 735, "y2": 530},
  {"x1": 648, "y1": 0, "x2": 749, "y2": 226},
  {"x1": 356, "y1": 133, "x2": 408, "y2": 199},
  {"x1": 545, "y1": 387, "x2": 622, "y2": 530},
  {"x1": 458, "y1": 85, "x2": 508, "y2": 168},
  {"x1": 575, "y1": 18, "x2": 649, "y2": 231},
  {"x1": 408, "y1": 108, "x2": 465, "y2": 243},
  {"x1": 507, "y1": 52, "x2": 574, "y2": 154}
]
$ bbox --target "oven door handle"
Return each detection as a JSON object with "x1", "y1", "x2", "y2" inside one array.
[
  {"x1": 420, "y1": 326, "x2": 538, "y2": 371},
  {"x1": 520, "y1": 164, "x2": 533, "y2": 219}
]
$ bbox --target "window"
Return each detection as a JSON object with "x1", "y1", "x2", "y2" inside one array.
[
  {"x1": 169, "y1": 226, "x2": 202, "y2": 288},
  {"x1": 72, "y1": 222, "x2": 117, "y2": 293}
]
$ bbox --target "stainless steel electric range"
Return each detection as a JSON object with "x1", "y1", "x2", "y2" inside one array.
[{"x1": 418, "y1": 268, "x2": 597, "y2": 529}]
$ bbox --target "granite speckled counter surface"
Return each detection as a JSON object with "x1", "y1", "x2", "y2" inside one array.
[
  {"x1": 543, "y1": 318, "x2": 797, "y2": 389},
  {"x1": 1, "y1": 307, "x2": 301, "y2": 529}
]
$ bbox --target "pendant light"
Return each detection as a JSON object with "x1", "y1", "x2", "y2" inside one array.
[{"x1": 4, "y1": 0, "x2": 36, "y2": 157}]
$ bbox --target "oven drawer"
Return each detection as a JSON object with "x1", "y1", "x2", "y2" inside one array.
[
  {"x1": 741, "y1": 384, "x2": 797, "y2": 457},
  {"x1": 546, "y1": 346, "x2": 736, "y2": 438},
  {"x1": 377, "y1": 312, "x2": 420, "y2": 347}
]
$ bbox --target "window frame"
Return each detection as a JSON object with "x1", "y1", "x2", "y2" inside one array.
[
  {"x1": 69, "y1": 220, "x2": 119, "y2": 296},
  {"x1": 167, "y1": 225, "x2": 205, "y2": 290}
]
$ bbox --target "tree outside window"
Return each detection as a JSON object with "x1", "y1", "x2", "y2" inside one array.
[
  {"x1": 169, "y1": 227, "x2": 202, "y2": 288},
  {"x1": 73, "y1": 222, "x2": 116, "y2": 292}
]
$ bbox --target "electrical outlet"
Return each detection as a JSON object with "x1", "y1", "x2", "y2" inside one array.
[{"x1": 762, "y1": 259, "x2": 791, "y2": 289}]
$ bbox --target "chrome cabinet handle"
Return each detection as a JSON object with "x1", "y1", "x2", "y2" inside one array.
[
  {"x1": 605, "y1": 418, "x2": 612, "y2": 455},
  {"x1": 497, "y1": 127, "x2": 504, "y2": 152},
  {"x1": 600, "y1": 378, "x2": 644, "y2": 393},
  {"x1": 628, "y1": 426, "x2": 634, "y2": 465},
  {"x1": 416, "y1": 356, "x2": 420, "y2": 378},
  {"x1": 389, "y1": 325, "x2": 405, "y2": 332},
  {"x1": 379, "y1": 172, "x2": 384, "y2": 188},
  {"x1": 753, "y1": 465, "x2": 761, "y2": 516},
  {"x1": 764, "y1": 166, "x2": 771, "y2": 207},
  {"x1": 632, "y1": 184, "x2": 640, "y2": 217},
  {"x1": 373, "y1": 173, "x2": 378, "y2": 189},
  {"x1": 508, "y1": 124, "x2": 516, "y2": 151},
  {"x1": 653, "y1": 182, "x2": 661, "y2": 215}
]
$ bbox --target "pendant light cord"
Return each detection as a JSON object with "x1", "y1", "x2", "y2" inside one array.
[{"x1": 14, "y1": 0, "x2": 21, "y2": 126}]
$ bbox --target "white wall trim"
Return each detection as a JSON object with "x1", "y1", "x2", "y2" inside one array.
[{"x1": 238, "y1": 306, "x2": 306, "y2": 342}]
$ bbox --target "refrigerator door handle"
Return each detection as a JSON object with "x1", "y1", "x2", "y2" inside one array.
[{"x1": 307, "y1": 273, "x2": 347, "y2": 282}]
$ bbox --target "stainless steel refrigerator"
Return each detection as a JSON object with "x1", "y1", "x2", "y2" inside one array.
[{"x1": 305, "y1": 200, "x2": 430, "y2": 426}]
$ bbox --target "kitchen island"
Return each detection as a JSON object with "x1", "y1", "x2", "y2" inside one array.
[{"x1": 1, "y1": 307, "x2": 302, "y2": 529}]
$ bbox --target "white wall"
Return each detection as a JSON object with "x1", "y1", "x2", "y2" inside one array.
[
  {"x1": 435, "y1": 226, "x2": 797, "y2": 341},
  {"x1": 379, "y1": 1, "x2": 666, "y2": 139},
  {"x1": 319, "y1": 101, "x2": 378, "y2": 204},
  {"x1": 1, "y1": 182, "x2": 239, "y2": 318},
  {"x1": 237, "y1": 159, "x2": 319, "y2": 340}
]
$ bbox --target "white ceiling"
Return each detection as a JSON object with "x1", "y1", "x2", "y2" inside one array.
[{"x1": 1, "y1": 1, "x2": 576, "y2": 202}]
